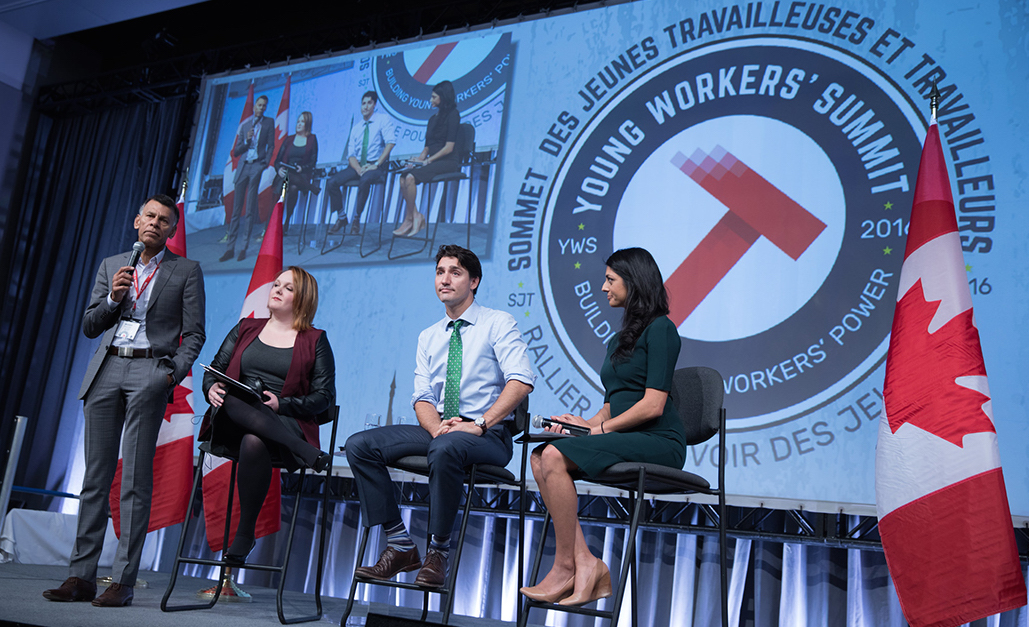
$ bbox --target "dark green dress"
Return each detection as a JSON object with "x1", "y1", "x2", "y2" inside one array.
[{"x1": 551, "y1": 316, "x2": 686, "y2": 477}]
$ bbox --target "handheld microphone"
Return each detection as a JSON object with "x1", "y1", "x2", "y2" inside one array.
[
  {"x1": 127, "y1": 241, "x2": 145, "y2": 273},
  {"x1": 531, "y1": 414, "x2": 591, "y2": 437}
]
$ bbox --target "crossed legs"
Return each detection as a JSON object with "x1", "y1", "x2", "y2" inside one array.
[
  {"x1": 394, "y1": 172, "x2": 425, "y2": 236},
  {"x1": 218, "y1": 395, "x2": 323, "y2": 557},
  {"x1": 526, "y1": 444, "x2": 612, "y2": 605}
]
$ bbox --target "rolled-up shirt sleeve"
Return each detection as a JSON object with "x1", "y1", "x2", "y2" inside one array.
[
  {"x1": 411, "y1": 327, "x2": 438, "y2": 407},
  {"x1": 381, "y1": 115, "x2": 397, "y2": 148},
  {"x1": 490, "y1": 312, "x2": 536, "y2": 388}
]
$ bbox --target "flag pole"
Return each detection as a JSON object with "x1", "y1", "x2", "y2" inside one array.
[{"x1": 929, "y1": 81, "x2": 940, "y2": 122}]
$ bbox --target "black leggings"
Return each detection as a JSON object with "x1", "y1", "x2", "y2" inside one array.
[{"x1": 220, "y1": 395, "x2": 320, "y2": 554}]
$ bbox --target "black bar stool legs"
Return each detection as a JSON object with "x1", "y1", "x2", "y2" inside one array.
[
  {"x1": 162, "y1": 408, "x2": 339, "y2": 624},
  {"x1": 340, "y1": 466, "x2": 482, "y2": 626},
  {"x1": 161, "y1": 449, "x2": 232, "y2": 613}
]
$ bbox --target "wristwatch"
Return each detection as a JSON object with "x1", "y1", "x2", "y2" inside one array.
[{"x1": 474, "y1": 416, "x2": 487, "y2": 435}]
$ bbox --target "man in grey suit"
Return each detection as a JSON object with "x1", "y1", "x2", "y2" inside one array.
[
  {"x1": 43, "y1": 194, "x2": 206, "y2": 607},
  {"x1": 221, "y1": 93, "x2": 274, "y2": 263}
]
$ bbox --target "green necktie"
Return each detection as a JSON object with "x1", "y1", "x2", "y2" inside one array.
[
  {"x1": 360, "y1": 122, "x2": 370, "y2": 166},
  {"x1": 443, "y1": 320, "x2": 465, "y2": 420}
]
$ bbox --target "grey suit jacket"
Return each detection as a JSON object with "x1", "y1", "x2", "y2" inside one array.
[
  {"x1": 231, "y1": 115, "x2": 275, "y2": 184},
  {"x1": 78, "y1": 248, "x2": 206, "y2": 400}
]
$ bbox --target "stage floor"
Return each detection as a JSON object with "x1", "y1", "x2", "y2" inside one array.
[{"x1": 0, "y1": 563, "x2": 519, "y2": 627}]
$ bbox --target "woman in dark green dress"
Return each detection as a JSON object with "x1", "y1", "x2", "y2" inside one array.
[{"x1": 520, "y1": 247, "x2": 686, "y2": 607}]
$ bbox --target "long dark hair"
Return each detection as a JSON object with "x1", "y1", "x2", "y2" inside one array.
[
  {"x1": 432, "y1": 80, "x2": 457, "y2": 111},
  {"x1": 606, "y1": 247, "x2": 669, "y2": 362}
]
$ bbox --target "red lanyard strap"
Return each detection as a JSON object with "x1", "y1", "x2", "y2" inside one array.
[{"x1": 131, "y1": 259, "x2": 161, "y2": 314}]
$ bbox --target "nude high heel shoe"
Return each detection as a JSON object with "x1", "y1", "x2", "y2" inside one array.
[
  {"x1": 520, "y1": 575, "x2": 574, "y2": 603},
  {"x1": 409, "y1": 212, "x2": 426, "y2": 236},
  {"x1": 558, "y1": 560, "x2": 613, "y2": 606}
]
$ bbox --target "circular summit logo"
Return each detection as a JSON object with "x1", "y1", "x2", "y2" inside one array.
[
  {"x1": 373, "y1": 32, "x2": 512, "y2": 124},
  {"x1": 539, "y1": 37, "x2": 925, "y2": 431}
]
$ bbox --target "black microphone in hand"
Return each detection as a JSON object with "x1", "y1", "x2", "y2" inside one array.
[
  {"x1": 531, "y1": 414, "x2": 591, "y2": 437},
  {"x1": 126, "y1": 241, "x2": 145, "y2": 273}
]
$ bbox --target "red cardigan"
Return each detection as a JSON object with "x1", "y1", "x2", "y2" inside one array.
[{"x1": 202, "y1": 318, "x2": 325, "y2": 448}]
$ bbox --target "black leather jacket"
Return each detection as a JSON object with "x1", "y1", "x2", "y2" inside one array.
[{"x1": 202, "y1": 321, "x2": 335, "y2": 421}]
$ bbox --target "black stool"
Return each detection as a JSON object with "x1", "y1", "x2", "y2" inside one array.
[
  {"x1": 161, "y1": 407, "x2": 340, "y2": 624},
  {"x1": 342, "y1": 398, "x2": 529, "y2": 626},
  {"x1": 518, "y1": 368, "x2": 729, "y2": 627}
]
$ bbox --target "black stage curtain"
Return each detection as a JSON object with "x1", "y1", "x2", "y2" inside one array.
[{"x1": 0, "y1": 97, "x2": 186, "y2": 506}]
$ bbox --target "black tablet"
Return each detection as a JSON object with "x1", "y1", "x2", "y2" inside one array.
[{"x1": 200, "y1": 363, "x2": 262, "y2": 401}]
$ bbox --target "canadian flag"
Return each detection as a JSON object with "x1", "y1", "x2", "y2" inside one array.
[
  {"x1": 221, "y1": 77, "x2": 289, "y2": 228},
  {"x1": 271, "y1": 74, "x2": 290, "y2": 176},
  {"x1": 201, "y1": 194, "x2": 286, "y2": 552},
  {"x1": 875, "y1": 120, "x2": 1026, "y2": 626},
  {"x1": 240, "y1": 188, "x2": 285, "y2": 321}
]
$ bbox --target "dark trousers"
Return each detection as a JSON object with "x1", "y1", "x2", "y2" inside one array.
[
  {"x1": 345, "y1": 423, "x2": 512, "y2": 536},
  {"x1": 72, "y1": 356, "x2": 169, "y2": 585},
  {"x1": 227, "y1": 160, "x2": 264, "y2": 252},
  {"x1": 271, "y1": 175, "x2": 318, "y2": 228},
  {"x1": 327, "y1": 167, "x2": 385, "y2": 221},
  {"x1": 210, "y1": 395, "x2": 320, "y2": 548}
]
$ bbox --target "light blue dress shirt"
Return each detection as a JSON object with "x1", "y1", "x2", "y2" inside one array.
[
  {"x1": 346, "y1": 111, "x2": 397, "y2": 164},
  {"x1": 412, "y1": 300, "x2": 536, "y2": 421},
  {"x1": 108, "y1": 248, "x2": 165, "y2": 350}
]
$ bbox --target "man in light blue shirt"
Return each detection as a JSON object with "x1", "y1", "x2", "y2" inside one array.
[
  {"x1": 327, "y1": 90, "x2": 397, "y2": 235},
  {"x1": 345, "y1": 244, "x2": 535, "y2": 588}
]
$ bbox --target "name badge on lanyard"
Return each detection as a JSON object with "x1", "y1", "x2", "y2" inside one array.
[
  {"x1": 115, "y1": 319, "x2": 140, "y2": 341},
  {"x1": 115, "y1": 258, "x2": 159, "y2": 341}
]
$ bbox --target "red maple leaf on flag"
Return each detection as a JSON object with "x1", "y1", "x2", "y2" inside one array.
[{"x1": 884, "y1": 278, "x2": 992, "y2": 446}]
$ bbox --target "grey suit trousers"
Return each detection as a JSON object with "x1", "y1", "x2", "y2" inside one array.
[
  {"x1": 227, "y1": 160, "x2": 264, "y2": 252},
  {"x1": 345, "y1": 423, "x2": 512, "y2": 537},
  {"x1": 70, "y1": 355, "x2": 170, "y2": 585}
]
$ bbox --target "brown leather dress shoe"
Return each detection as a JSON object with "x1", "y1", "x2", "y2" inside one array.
[
  {"x1": 92, "y1": 583, "x2": 133, "y2": 607},
  {"x1": 42, "y1": 576, "x2": 97, "y2": 602},
  {"x1": 413, "y1": 548, "x2": 447, "y2": 588},
  {"x1": 328, "y1": 216, "x2": 348, "y2": 234},
  {"x1": 354, "y1": 546, "x2": 421, "y2": 581}
]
